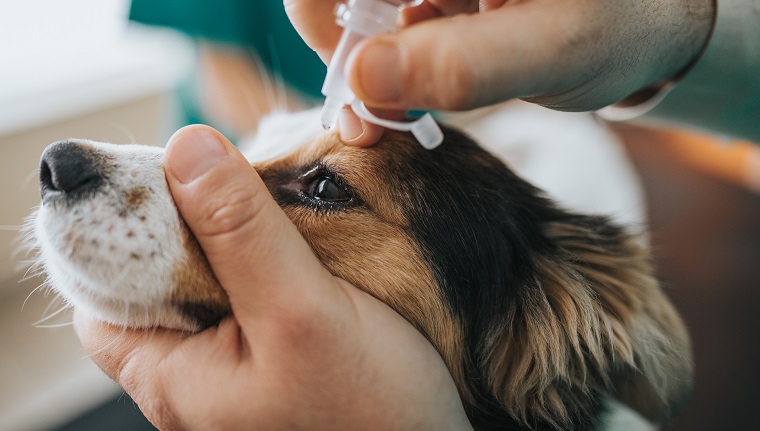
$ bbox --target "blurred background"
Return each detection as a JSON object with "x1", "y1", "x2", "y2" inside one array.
[
  {"x1": 1, "y1": 1, "x2": 189, "y2": 430},
  {"x1": 0, "y1": 1, "x2": 758, "y2": 430}
]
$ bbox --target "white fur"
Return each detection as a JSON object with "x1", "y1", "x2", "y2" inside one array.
[
  {"x1": 30, "y1": 112, "x2": 326, "y2": 329},
  {"x1": 29, "y1": 113, "x2": 324, "y2": 330},
  {"x1": 32, "y1": 140, "x2": 190, "y2": 328},
  {"x1": 240, "y1": 108, "x2": 324, "y2": 162}
]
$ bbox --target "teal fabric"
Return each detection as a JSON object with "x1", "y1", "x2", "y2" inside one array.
[{"x1": 129, "y1": 0, "x2": 326, "y2": 99}]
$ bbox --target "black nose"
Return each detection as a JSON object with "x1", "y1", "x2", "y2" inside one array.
[{"x1": 40, "y1": 141, "x2": 103, "y2": 202}]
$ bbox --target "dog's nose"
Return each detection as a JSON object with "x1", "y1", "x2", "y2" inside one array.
[{"x1": 40, "y1": 140, "x2": 103, "y2": 202}]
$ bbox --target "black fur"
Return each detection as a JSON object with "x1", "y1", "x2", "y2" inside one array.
[{"x1": 381, "y1": 129, "x2": 606, "y2": 430}]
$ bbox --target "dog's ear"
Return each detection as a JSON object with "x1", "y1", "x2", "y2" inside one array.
[{"x1": 483, "y1": 214, "x2": 693, "y2": 428}]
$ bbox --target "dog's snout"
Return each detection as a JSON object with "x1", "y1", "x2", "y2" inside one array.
[{"x1": 40, "y1": 141, "x2": 103, "y2": 202}]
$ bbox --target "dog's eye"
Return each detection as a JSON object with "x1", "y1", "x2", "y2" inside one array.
[
  {"x1": 310, "y1": 177, "x2": 351, "y2": 202},
  {"x1": 297, "y1": 165, "x2": 355, "y2": 209}
]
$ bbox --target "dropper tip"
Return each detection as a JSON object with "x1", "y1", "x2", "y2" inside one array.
[{"x1": 320, "y1": 98, "x2": 342, "y2": 131}]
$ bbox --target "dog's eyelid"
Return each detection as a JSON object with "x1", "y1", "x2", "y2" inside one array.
[
  {"x1": 300, "y1": 163, "x2": 351, "y2": 190},
  {"x1": 299, "y1": 165, "x2": 324, "y2": 181}
]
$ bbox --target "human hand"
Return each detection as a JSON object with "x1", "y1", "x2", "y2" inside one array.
[
  {"x1": 75, "y1": 125, "x2": 473, "y2": 431},
  {"x1": 285, "y1": 0, "x2": 715, "y2": 144}
]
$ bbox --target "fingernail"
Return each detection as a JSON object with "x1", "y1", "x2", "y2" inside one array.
[
  {"x1": 356, "y1": 41, "x2": 403, "y2": 103},
  {"x1": 167, "y1": 129, "x2": 228, "y2": 184},
  {"x1": 339, "y1": 109, "x2": 364, "y2": 142}
]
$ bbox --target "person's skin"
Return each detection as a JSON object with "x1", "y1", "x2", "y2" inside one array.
[
  {"x1": 284, "y1": 0, "x2": 716, "y2": 146},
  {"x1": 76, "y1": 125, "x2": 474, "y2": 430}
]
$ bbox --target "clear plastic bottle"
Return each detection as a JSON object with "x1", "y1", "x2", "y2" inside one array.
[{"x1": 320, "y1": 0, "x2": 422, "y2": 131}]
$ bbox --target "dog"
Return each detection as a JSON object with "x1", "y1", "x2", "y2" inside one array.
[{"x1": 28, "y1": 111, "x2": 692, "y2": 431}]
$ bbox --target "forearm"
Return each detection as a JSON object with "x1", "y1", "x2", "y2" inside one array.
[{"x1": 644, "y1": 0, "x2": 760, "y2": 142}]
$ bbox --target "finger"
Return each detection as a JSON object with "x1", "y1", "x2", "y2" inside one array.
[
  {"x1": 284, "y1": 0, "x2": 343, "y2": 63},
  {"x1": 339, "y1": 106, "x2": 400, "y2": 147},
  {"x1": 284, "y1": 0, "x2": 479, "y2": 64},
  {"x1": 399, "y1": 0, "x2": 443, "y2": 27},
  {"x1": 73, "y1": 314, "x2": 186, "y2": 428},
  {"x1": 75, "y1": 315, "x2": 186, "y2": 383},
  {"x1": 75, "y1": 314, "x2": 245, "y2": 429},
  {"x1": 422, "y1": 0, "x2": 479, "y2": 15},
  {"x1": 346, "y1": 3, "x2": 578, "y2": 111},
  {"x1": 163, "y1": 125, "x2": 341, "y2": 329},
  {"x1": 339, "y1": 107, "x2": 411, "y2": 147},
  {"x1": 400, "y1": 0, "x2": 478, "y2": 26}
]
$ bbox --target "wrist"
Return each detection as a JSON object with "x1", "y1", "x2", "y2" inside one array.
[
  {"x1": 675, "y1": 0, "x2": 717, "y2": 78},
  {"x1": 616, "y1": 0, "x2": 716, "y2": 109}
]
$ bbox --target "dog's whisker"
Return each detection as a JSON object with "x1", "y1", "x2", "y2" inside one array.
[
  {"x1": 18, "y1": 270, "x2": 46, "y2": 285},
  {"x1": 40, "y1": 294, "x2": 67, "y2": 316},
  {"x1": 80, "y1": 316, "x2": 135, "y2": 361},
  {"x1": 109, "y1": 122, "x2": 139, "y2": 146},
  {"x1": 33, "y1": 301, "x2": 71, "y2": 327},
  {"x1": 22, "y1": 281, "x2": 52, "y2": 312},
  {"x1": 82, "y1": 334, "x2": 123, "y2": 361},
  {"x1": 34, "y1": 320, "x2": 76, "y2": 329},
  {"x1": 22, "y1": 168, "x2": 39, "y2": 190},
  {"x1": 19, "y1": 260, "x2": 45, "y2": 283},
  {"x1": 19, "y1": 266, "x2": 37, "y2": 282}
]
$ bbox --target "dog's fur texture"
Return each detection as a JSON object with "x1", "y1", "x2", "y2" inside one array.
[{"x1": 29, "y1": 116, "x2": 692, "y2": 430}]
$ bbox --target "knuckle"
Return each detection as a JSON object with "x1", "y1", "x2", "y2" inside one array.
[
  {"x1": 271, "y1": 303, "x2": 330, "y2": 346},
  {"x1": 117, "y1": 352, "x2": 181, "y2": 430},
  {"x1": 442, "y1": 56, "x2": 476, "y2": 109},
  {"x1": 197, "y1": 183, "x2": 266, "y2": 239},
  {"x1": 114, "y1": 344, "x2": 148, "y2": 393},
  {"x1": 424, "y1": 35, "x2": 476, "y2": 110},
  {"x1": 266, "y1": 288, "x2": 346, "y2": 351},
  {"x1": 140, "y1": 396, "x2": 182, "y2": 431}
]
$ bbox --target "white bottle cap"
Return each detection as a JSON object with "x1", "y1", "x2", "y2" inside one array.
[
  {"x1": 320, "y1": 0, "x2": 444, "y2": 149},
  {"x1": 351, "y1": 100, "x2": 443, "y2": 149},
  {"x1": 320, "y1": 0, "x2": 399, "y2": 130}
]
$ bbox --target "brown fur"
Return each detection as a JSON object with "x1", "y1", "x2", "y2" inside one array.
[
  {"x1": 254, "y1": 139, "x2": 471, "y2": 400},
  {"x1": 483, "y1": 221, "x2": 691, "y2": 429},
  {"x1": 123, "y1": 186, "x2": 150, "y2": 211},
  {"x1": 171, "y1": 222, "x2": 230, "y2": 328}
]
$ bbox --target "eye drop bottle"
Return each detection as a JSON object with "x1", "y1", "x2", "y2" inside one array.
[{"x1": 320, "y1": 0, "x2": 422, "y2": 130}]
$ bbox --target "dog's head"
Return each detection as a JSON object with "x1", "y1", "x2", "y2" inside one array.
[{"x1": 30, "y1": 122, "x2": 692, "y2": 430}]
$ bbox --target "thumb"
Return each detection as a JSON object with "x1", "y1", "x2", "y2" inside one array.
[
  {"x1": 346, "y1": 7, "x2": 555, "y2": 111},
  {"x1": 347, "y1": 4, "x2": 612, "y2": 112},
  {"x1": 163, "y1": 125, "x2": 337, "y2": 328}
]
